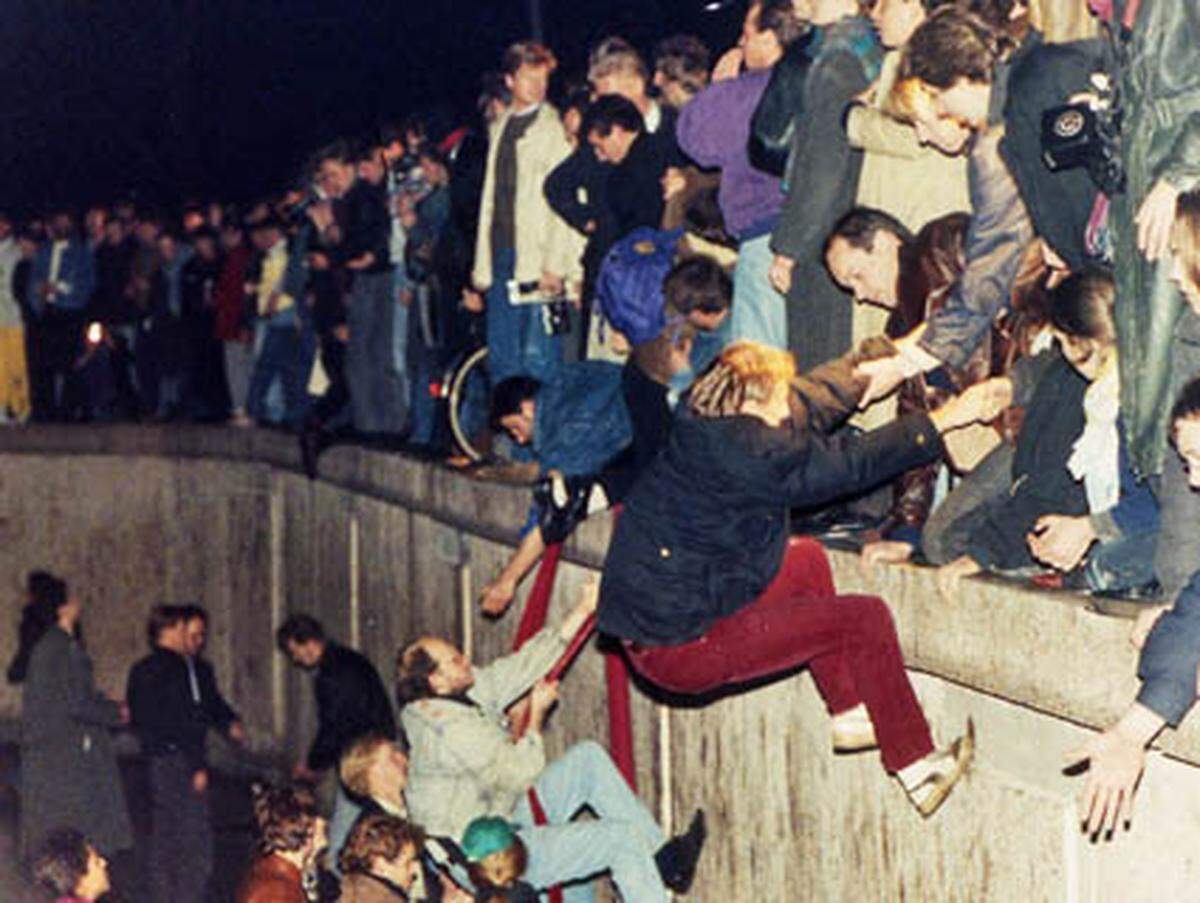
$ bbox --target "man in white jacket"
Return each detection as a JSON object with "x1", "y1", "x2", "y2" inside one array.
[{"x1": 397, "y1": 585, "x2": 705, "y2": 901}]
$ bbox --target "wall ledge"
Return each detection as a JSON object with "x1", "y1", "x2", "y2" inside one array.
[{"x1": 1, "y1": 425, "x2": 1193, "y2": 766}]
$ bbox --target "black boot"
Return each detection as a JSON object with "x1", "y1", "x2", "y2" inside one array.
[{"x1": 655, "y1": 809, "x2": 706, "y2": 894}]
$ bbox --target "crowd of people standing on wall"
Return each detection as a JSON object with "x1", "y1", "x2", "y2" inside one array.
[{"x1": 11, "y1": 0, "x2": 1200, "y2": 897}]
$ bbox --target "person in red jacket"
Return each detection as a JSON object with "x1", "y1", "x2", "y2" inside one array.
[{"x1": 213, "y1": 221, "x2": 255, "y2": 425}]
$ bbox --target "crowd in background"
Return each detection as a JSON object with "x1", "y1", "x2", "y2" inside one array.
[{"x1": 11, "y1": 0, "x2": 1200, "y2": 898}]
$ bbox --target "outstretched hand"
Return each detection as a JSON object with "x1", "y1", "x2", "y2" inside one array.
[
  {"x1": 480, "y1": 578, "x2": 516, "y2": 617},
  {"x1": 1064, "y1": 728, "x2": 1146, "y2": 838}
]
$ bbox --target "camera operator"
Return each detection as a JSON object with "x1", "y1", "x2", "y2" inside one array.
[{"x1": 310, "y1": 142, "x2": 405, "y2": 446}]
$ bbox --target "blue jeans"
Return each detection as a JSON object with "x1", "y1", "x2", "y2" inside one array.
[
  {"x1": 486, "y1": 248, "x2": 561, "y2": 383},
  {"x1": 510, "y1": 740, "x2": 667, "y2": 903},
  {"x1": 326, "y1": 782, "x2": 362, "y2": 880},
  {"x1": 347, "y1": 270, "x2": 407, "y2": 434},
  {"x1": 247, "y1": 323, "x2": 309, "y2": 426},
  {"x1": 730, "y1": 233, "x2": 787, "y2": 350},
  {"x1": 1084, "y1": 528, "x2": 1159, "y2": 593}
]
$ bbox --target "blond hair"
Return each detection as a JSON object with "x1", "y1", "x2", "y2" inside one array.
[
  {"x1": 339, "y1": 734, "x2": 394, "y2": 799},
  {"x1": 688, "y1": 341, "x2": 796, "y2": 418},
  {"x1": 883, "y1": 75, "x2": 936, "y2": 126}
]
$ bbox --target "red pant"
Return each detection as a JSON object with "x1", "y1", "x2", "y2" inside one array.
[{"x1": 626, "y1": 537, "x2": 934, "y2": 772}]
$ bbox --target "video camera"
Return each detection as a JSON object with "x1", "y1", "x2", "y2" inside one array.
[{"x1": 1041, "y1": 86, "x2": 1125, "y2": 197}]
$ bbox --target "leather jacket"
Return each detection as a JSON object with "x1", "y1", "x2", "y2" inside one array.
[
  {"x1": 879, "y1": 215, "x2": 1047, "y2": 539},
  {"x1": 1104, "y1": 0, "x2": 1200, "y2": 474}
]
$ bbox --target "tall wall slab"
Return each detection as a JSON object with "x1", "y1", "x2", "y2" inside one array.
[{"x1": 0, "y1": 426, "x2": 1196, "y2": 901}]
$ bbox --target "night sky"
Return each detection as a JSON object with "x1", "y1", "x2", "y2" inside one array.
[{"x1": 0, "y1": 0, "x2": 744, "y2": 216}]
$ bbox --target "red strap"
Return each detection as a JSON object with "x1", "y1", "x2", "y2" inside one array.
[
  {"x1": 513, "y1": 542, "x2": 563, "y2": 651},
  {"x1": 605, "y1": 650, "x2": 637, "y2": 790}
]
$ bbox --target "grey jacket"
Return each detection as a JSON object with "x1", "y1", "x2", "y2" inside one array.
[
  {"x1": 401, "y1": 627, "x2": 567, "y2": 840},
  {"x1": 20, "y1": 627, "x2": 132, "y2": 857}
]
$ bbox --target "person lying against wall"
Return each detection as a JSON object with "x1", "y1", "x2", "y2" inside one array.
[
  {"x1": 923, "y1": 269, "x2": 1159, "y2": 600},
  {"x1": 597, "y1": 339, "x2": 1003, "y2": 816},
  {"x1": 395, "y1": 584, "x2": 707, "y2": 901}
]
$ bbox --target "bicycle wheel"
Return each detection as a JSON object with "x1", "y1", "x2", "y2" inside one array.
[{"x1": 446, "y1": 344, "x2": 493, "y2": 461}]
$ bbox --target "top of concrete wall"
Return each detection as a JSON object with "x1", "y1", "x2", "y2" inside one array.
[{"x1": 2, "y1": 425, "x2": 1194, "y2": 766}]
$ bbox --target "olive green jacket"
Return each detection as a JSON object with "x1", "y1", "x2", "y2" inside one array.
[{"x1": 1108, "y1": 0, "x2": 1200, "y2": 474}]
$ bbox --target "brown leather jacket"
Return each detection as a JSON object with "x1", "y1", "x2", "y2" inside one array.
[
  {"x1": 878, "y1": 213, "x2": 1047, "y2": 538},
  {"x1": 235, "y1": 855, "x2": 307, "y2": 903}
]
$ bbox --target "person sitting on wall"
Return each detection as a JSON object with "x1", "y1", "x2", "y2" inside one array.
[
  {"x1": 31, "y1": 828, "x2": 113, "y2": 903},
  {"x1": 395, "y1": 583, "x2": 706, "y2": 901},
  {"x1": 931, "y1": 270, "x2": 1160, "y2": 600},
  {"x1": 598, "y1": 340, "x2": 1000, "y2": 816}
]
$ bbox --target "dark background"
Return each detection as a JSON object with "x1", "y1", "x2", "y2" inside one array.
[{"x1": 0, "y1": 0, "x2": 746, "y2": 215}]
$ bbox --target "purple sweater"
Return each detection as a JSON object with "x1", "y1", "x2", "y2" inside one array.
[{"x1": 676, "y1": 68, "x2": 783, "y2": 241}]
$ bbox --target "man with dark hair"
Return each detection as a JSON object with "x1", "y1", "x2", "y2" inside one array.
[
  {"x1": 678, "y1": 0, "x2": 793, "y2": 348},
  {"x1": 652, "y1": 34, "x2": 711, "y2": 110},
  {"x1": 472, "y1": 40, "x2": 577, "y2": 383},
  {"x1": 310, "y1": 140, "x2": 404, "y2": 442},
  {"x1": 854, "y1": 7, "x2": 1101, "y2": 402},
  {"x1": 397, "y1": 585, "x2": 705, "y2": 901},
  {"x1": 276, "y1": 611, "x2": 397, "y2": 872},
  {"x1": 490, "y1": 361, "x2": 632, "y2": 479},
  {"x1": 586, "y1": 95, "x2": 666, "y2": 239},
  {"x1": 276, "y1": 614, "x2": 397, "y2": 781},
  {"x1": 589, "y1": 36, "x2": 681, "y2": 169},
  {"x1": 128, "y1": 603, "x2": 244, "y2": 903}
]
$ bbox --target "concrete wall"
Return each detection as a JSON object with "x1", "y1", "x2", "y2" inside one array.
[{"x1": 0, "y1": 427, "x2": 1198, "y2": 901}]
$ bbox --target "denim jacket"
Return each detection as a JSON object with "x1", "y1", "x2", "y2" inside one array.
[{"x1": 533, "y1": 361, "x2": 633, "y2": 477}]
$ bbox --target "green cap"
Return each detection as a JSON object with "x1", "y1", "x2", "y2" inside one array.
[{"x1": 461, "y1": 816, "x2": 517, "y2": 862}]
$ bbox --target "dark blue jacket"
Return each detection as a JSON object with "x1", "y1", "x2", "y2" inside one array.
[
  {"x1": 599, "y1": 354, "x2": 944, "y2": 646},
  {"x1": 1139, "y1": 570, "x2": 1200, "y2": 726}
]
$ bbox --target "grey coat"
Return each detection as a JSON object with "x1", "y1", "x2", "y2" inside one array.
[{"x1": 20, "y1": 627, "x2": 133, "y2": 857}]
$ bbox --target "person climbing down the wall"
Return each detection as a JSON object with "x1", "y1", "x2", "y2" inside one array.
[{"x1": 597, "y1": 340, "x2": 1001, "y2": 816}]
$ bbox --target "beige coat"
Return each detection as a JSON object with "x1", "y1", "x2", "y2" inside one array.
[
  {"x1": 847, "y1": 52, "x2": 970, "y2": 233},
  {"x1": 472, "y1": 104, "x2": 582, "y2": 291}
]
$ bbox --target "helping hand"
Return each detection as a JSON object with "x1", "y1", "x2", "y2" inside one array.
[
  {"x1": 1064, "y1": 728, "x2": 1146, "y2": 838},
  {"x1": 1027, "y1": 514, "x2": 1096, "y2": 572}
]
